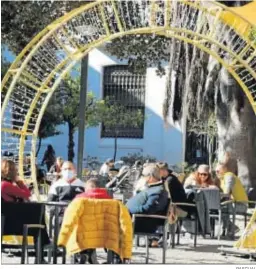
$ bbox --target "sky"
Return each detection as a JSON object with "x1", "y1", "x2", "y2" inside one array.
[{"x1": 2, "y1": 46, "x2": 15, "y2": 63}]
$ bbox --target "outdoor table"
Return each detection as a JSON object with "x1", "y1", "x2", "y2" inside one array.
[{"x1": 42, "y1": 201, "x2": 69, "y2": 264}]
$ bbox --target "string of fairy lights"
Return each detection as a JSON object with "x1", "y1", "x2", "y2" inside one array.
[{"x1": 1, "y1": 0, "x2": 255, "y2": 183}]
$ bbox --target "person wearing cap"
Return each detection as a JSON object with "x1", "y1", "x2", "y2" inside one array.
[
  {"x1": 184, "y1": 164, "x2": 218, "y2": 189},
  {"x1": 157, "y1": 162, "x2": 188, "y2": 217},
  {"x1": 126, "y1": 164, "x2": 169, "y2": 215},
  {"x1": 99, "y1": 158, "x2": 115, "y2": 177}
]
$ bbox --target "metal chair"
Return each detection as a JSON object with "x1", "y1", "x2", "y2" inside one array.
[
  {"x1": 1, "y1": 202, "x2": 49, "y2": 264},
  {"x1": 43, "y1": 201, "x2": 69, "y2": 264},
  {"x1": 219, "y1": 199, "x2": 255, "y2": 239},
  {"x1": 234, "y1": 201, "x2": 256, "y2": 228},
  {"x1": 21, "y1": 224, "x2": 46, "y2": 264},
  {"x1": 132, "y1": 203, "x2": 170, "y2": 264},
  {"x1": 170, "y1": 202, "x2": 198, "y2": 248},
  {"x1": 58, "y1": 199, "x2": 132, "y2": 264},
  {"x1": 200, "y1": 189, "x2": 222, "y2": 239}
]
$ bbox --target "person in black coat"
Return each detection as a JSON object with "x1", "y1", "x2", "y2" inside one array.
[{"x1": 157, "y1": 162, "x2": 190, "y2": 216}]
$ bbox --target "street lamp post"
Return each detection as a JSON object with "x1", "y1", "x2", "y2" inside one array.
[
  {"x1": 76, "y1": 25, "x2": 96, "y2": 180},
  {"x1": 77, "y1": 55, "x2": 88, "y2": 180}
]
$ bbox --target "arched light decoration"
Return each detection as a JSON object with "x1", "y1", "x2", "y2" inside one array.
[{"x1": 1, "y1": 0, "x2": 256, "y2": 200}]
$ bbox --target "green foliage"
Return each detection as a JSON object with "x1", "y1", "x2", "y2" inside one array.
[
  {"x1": 120, "y1": 153, "x2": 156, "y2": 166},
  {"x1": 105, "y1": 34, "x2": 169, "y2": 77},
  {"x1": 170, "y1": 162, "x2": 197, "y2": 174},
  {"x1": 1, "y1": 1, "x2": 86, "y2": 54},
  {"x1": 58, "y1": 73, "x2": 108, "y2": 130},
  {"x1": 38, "y1": 98, "x2": 63, "y2": 139},
  {"x1": 187, "y1": 114, "x2": 217, "y2": 140},
  {"x1": 55, "y1": 72, "x2": 145, "y2": 161},
  {"x1": 187, "y1": 114, "x2": 218, "y2": 167},
  {"x1": 99, "y1": 98, "x2": 144, "y2": 133}
]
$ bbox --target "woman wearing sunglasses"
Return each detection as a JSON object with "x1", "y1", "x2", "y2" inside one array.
[{"x1": 184, "y1": 164, "x2": 218, "y2": 189}]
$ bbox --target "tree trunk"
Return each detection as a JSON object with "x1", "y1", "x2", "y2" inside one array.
[
  {"x1": 113, "y1": 131, "x2": 118, "y2": 162},
  {"x1": 216, "y1": 67, "x2": 256, "y2": 190},
  {"x1": 36, "y1": 136, "x2": 42, "y2": 157},
  {"x1": 163, "y1": 1, "x2": 256, "y2": 190},
  {"x1": 68, "y1": 122, "x2": 75, "y2": 162}
]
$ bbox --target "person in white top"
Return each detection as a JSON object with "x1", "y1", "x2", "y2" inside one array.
[
  {"x1": 99, "y1": 158, "x2": 115, "y2": 176},
  {"x1": 47, "y1": 161, "x2": 84, "y2": 203}
]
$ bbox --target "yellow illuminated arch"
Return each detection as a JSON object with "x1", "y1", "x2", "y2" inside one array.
[{"x1": 1, "y1": 0, "x2": 256, "y2": 200}]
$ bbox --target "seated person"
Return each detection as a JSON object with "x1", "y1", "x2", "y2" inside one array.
[
  {"x1": 99, "y1": 158, "x2": 115, "y2": 177},
  {"x1": 1, "y1": 159, "x2": 31, "y2": 202},
  {"x1": 49, "y1": 157, "x2": 64, "y2": 181},
  {"x1": 126, "y1": 164, "x2": 169, "y2": 215},
  {"x1": 127, "y1": 164, "x2": 169, "y2": 247},
  {"x1": 215, "y1": 163, "x2": 248, "y2": 236},
  {"x1": 184, "y1": 164, "x2": 218, "y2": 189},
  {"x1": 133, "y1": 176, "x2": 148, "y2": 195},
  {"x1": 47, "y1": 161, "x2": 84, "y2": 223},
  {"x1": 133, "y1": 162, "x2": 156, "y2": 195},
  {"x1": 157, "y1": 162, "x2": 188, "y2": 218},
  {"x1": 76, "y1": 178, "x2": 112, "y2": 264},
  {"x1": 76, "y1": 178, "x2": 112, "y2": 199}
]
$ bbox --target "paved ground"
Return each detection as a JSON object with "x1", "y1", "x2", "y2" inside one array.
[
  {"x1": 2, "y1": 215, "x2": 255, "y2": 264},
  {"x1": 1, "y1": 235, "x2": 254, "y2": 264}
]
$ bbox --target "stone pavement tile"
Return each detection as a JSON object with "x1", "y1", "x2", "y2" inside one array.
[{"x1": 1, "y1": 237, "x2": 254, "y2": 264}]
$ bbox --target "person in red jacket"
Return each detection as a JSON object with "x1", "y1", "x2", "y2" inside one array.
[
  {"x1": 76, "y1": 178, "x2": 112, "y2": 200},
  {"x1": 75, "y1": 178, "x2": 112, "y2": 264},
  {"x1": 1, "y1": 159, "x2": 31, "y2": 202}
]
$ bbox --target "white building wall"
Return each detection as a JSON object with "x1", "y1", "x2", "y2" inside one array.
[{"x1": 38, "y1": 48, "x2": 183, "y2": 167}]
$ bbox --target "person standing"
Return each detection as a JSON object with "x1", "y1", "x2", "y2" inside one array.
[{"x1": 41, "y1": 144, "x2": 56, "y2": 172}]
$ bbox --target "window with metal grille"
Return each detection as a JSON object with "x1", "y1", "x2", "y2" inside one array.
[{"x1": 101, "y1": 65, "x2": 146, "y2": 138}]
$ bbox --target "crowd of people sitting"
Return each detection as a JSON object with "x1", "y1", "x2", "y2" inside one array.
[{"x1": 1, "y1": 151, "x2": 250, "y2": 263}]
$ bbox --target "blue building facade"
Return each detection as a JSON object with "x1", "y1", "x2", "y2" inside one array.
[{"x1": 32, "y1": 49, "x2": 184, "y2": 166}]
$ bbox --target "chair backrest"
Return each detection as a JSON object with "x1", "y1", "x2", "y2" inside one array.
[
  {"x1": 133, "y1": 199, "x2": 170, "y2": 235},
  {"x1": 1, "y1": 202, "x2": 45, "y2": 236},
  {"x1": 200, "y1": 189, "x2": 221, "y2": 210},
  {"x1": 58, "y1": 198, "x2": 133, "y2": 259}
]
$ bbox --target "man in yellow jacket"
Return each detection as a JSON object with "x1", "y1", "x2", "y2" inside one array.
[{"x1": 216, "y1": 163, "x2": 248, "y2": 237}]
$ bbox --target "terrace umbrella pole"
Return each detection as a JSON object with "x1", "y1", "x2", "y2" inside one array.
[{"x1": 77, "y1": 55, "x2": 88, "y2": 180}]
